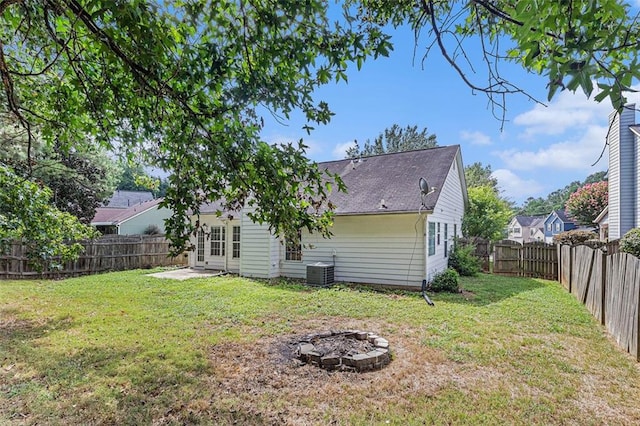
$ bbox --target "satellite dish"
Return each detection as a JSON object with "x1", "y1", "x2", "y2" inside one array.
[
  {"x1": 419, "y1": 177, "x2": 436, "y2": 200},
  {"x1": 419, "y1": 177, "x2": 430, "y2": 194}
]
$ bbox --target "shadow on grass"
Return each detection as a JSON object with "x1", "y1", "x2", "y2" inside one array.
[
  {"x1": 0, "y1": 309, "x2": 74, "y2": 344},
  {"x1": 257, "y1": 274, "x2": 549, "y2": 308},
  {"x1": 0, "y1": 323, "x2": 218, "y2": 424},
  {"x1": 432, "y1": 273, "x2": 549, "y2": 307}
]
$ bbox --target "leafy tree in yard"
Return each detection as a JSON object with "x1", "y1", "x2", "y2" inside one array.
[
  {"x1": 345, "y1": 124, "x2": 437, "y2": 158},
  {"x1": 0, "y1": 164, "x2": 98, "y2": 269},
  {"x1": 116, "y1": 162, "x2": 169, "y2": 198},
  {"x1": 463, "y1": 186, "x2": 513, "y2": 242},
  {"x1": 1, "y1": 126, "x2": 119, "y2": 224},
  {"x1": 565, "y1": 181, "x2": 608, "y2": 226},
  {"x1": 0, "y1": 0, "x2": 391, "y2": 257},
  {"x1": 464, "y1": 162, "x2": 498, "y2": 192},
  {"x1": 518, "y1": 171, "x2": 607, "y2": 216}
]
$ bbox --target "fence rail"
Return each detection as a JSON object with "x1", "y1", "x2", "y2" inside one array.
[{"x1": 0, "y1": 235, "x2": 188, "y2": 279}]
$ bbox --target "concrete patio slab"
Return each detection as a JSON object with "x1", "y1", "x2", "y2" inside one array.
[{"x1": 147, "y1": 268, "x2": 225, "y2": 280}]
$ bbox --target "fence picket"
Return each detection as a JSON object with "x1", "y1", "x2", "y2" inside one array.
[{"x1": 0, "y1": 235, "x2": 187, "y2": 279}]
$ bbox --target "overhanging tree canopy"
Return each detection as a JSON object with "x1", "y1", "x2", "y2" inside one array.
[
  {"x1": 0, "y1": 0, "x2": 391, "y2": 253},
  {"x1": 355, "y1": 0, "x2": 640, "y2": 121}
]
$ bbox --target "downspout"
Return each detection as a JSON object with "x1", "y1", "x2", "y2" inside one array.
[
  {"x1": 422, "y1": 215, "x2": 435, "y2": 306},
  {"x1": 224, "y1": 220, "x2": 229, "y2": 272}
]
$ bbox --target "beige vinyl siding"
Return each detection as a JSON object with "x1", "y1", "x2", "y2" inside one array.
[
  {"x1": 118, "y1": 206, "x2": 172, "y2": 235},
  {"x1": 279, "y1": 213, "x2": 425, "y2": 287},
  {"x1": 239, "y1": 208, "x2": 277, "y2": 278},
  {"x1": 426, "y1": 154, "x2": 465, "y2": 282},
  {"x1": 269, "y1": 234, "x2": 281, "y2": 278}
]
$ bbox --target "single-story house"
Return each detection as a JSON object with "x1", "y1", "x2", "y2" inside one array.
[
  {"x1": 189, "y1": 145, "x2": 468, "y2": 287},
  {"x1": 606, "y1": 105, "x2": 640, "y2": 239},
  {"x1": 507, "y1": 215, "x2": 545, "y2": 244},
  {"x1": 91, "y1": 197, "x2": 171, "y2": 235},
  {"x1": 543, "y1": 210, "x2": 577, "y2": 243}
]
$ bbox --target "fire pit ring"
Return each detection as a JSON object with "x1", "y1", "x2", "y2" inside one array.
[{"x1": 294, "y1": 330, "x2": 391, "y2": 372}]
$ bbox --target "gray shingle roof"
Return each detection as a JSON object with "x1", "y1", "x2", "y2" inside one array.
[
  {"x1": 92, "y1": 198, "x2": 164, "y2": 225},
  {"x1": 104, "y1": 190, "x2": 154, "y2": 208},
  {"x1": 195, "y1": 145, "x2": 464, "y2": 217},
  {"x1": 515, "y1": 215, "x2": 546, "y2": 227},
  {"x1": 554, "y1": 209, "x2": 573, "y2": 223},
  {"x1": 321, "y1": 145, "x2": 462, "y2": 214}
]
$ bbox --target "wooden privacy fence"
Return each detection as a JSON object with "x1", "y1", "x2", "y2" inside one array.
[
  {"x1": 458, "y1": 237, "x2": 490, "y2": 272},
  {"x1": 493, "y1": 240, "x2": 558, "y2": 280},
  {"x1": 0, "y1": 235, "x2": 188, "y2": 279},
  {"x1": 559, "y1": 244, "x2": 640, "y2": 360}
]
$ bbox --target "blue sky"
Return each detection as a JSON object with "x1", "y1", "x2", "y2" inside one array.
[{"x1": 260, "y1": 23, "x2": 635, "y2": 206}]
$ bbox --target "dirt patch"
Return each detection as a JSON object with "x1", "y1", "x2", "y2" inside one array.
[
  {"x1": 193, "y1": 317, "x2": 503, "y2": 425},
  {"x1": 460, "y1": 289, "x2": 476, "y2": 300}
]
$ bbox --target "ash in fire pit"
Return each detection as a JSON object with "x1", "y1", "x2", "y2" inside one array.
[{"x1": 294, "y1": 330, "x2": 391, "y2": 372}]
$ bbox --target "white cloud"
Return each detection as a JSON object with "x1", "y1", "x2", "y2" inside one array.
[
  {"x1": 495, "y1": 125, "x2": 609, "y2": 171},
  {"x1": 459, "y1": 130, "x2": 492, "y2": 146},
  {"x1": 513, "y1": 89, "x2": 612, "y2": 138},
  {"x1": 492, "y1": 169, "x2": 544, "y2": 202},
  {"x1": 332, "y1": 141, "x2": 357, "y2": 159}
]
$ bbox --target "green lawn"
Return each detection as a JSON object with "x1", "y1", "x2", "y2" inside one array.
[{"x1": 1, "y1": 270, "x2": 639, "y2": 425}]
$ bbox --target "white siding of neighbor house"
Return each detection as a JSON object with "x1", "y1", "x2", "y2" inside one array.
[
  {"x1": 425, "y1": 155, "x2": 465, "y2": 282},
  {"x1": 609, "y1": 107, "x2": 637, "y2": 239},
  {"x1": 118, "y1": 206, "x2": 172, "y2": 235},
  {"x1": 280, "y1": 213, "x2": 426, "y2": 287},
  {"x1": 239, "y1": 209, "x2": 280, "y2": 278}
]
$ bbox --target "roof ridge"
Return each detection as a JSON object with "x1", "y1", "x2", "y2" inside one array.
[{"x1": 318, "y1": 144, "x2": 459, "y2": 166}]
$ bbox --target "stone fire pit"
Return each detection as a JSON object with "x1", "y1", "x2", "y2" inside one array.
[{"x1": 294, "y1": 330, "x2": 391, "y2": 372}]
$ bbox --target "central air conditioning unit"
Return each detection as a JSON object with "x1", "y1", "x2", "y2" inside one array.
[{"x1": 306, "y1": 262, "x2": 335, "y2": 286}]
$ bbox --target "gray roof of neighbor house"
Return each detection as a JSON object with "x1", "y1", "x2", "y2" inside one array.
[
  {"x1": 550, "y1": 209, "x2": 574, "y2": 223},
  {"x1": 514, "y1": 215, "x2": 546, "y2": 227},
  {"x1": 321, "y1": 145, "x2": 465, "y2": 215},
  {"x1": 92, "y1": 198, "x2": 164, "y2": 225},
  {"x1": 103, "y1": 190, "x2": 154, "y2": 208}
]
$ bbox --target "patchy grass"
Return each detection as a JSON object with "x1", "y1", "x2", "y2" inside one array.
[{"x1": 1, "y1": 270, "x2": 640, "y2": 425}]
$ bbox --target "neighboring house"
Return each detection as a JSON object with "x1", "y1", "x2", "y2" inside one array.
[
  {"x1": 530, "y1": 227, "x2": 546, "y2": 242},
  {"x1": 594, "y1": 206, "x2": 609, "y2": 241},
  {"x1": 91, "y1": 197, "x2": 171, "y2": 235},
  {"x1": 606, "y1": 105, "x2": 640, "y2": 239},
  {"x1": 543, "y1": 210, "x2": 577, "y2": 243},
  {"x1": 507, "y1": 215, "x2": 545, "y2": 243},
  {"x1": 189, "y1": 145, "x2": 468, "y2": 287}
]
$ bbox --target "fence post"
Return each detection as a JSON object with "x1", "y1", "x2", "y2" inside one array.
[{"x1": 601, "y1": 250, "x2": 607, "y2": 326}]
